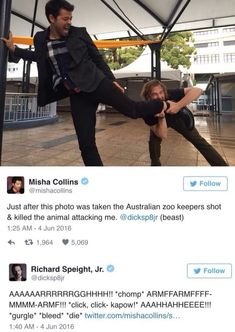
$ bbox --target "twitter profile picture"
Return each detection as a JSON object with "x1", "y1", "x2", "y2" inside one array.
[
  {"x1": 9, "y1": 264, "x2": 27, "y2": 281},
  {"x1": 7, "y1": 176, "x2": 25, "y2": 194}
]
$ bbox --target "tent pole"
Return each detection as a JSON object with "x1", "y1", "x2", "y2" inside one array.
[
  {"x1": 23, "y1": 0, "x2": 38, "y2": 93},
  {"x1": 0, "y1": 0, "x2": 12, "y2": 166},
  {"x1": 150, "y1": 43, "x2": 161, "y2": 80}
]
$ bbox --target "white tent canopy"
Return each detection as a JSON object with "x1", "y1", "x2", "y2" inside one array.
[
  {"x1": 10, "y1": 0, "x2": 235, "y2": 39},
  {"x1": 7, "y1": 61, "x2": 38, "y2": 83},
  {"x1": 114, "y1": 46, "x2": 181, "y2": 81}
]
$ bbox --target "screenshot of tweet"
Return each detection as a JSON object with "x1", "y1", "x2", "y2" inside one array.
[{"x1": 0, "y1": 166, "x2": 234, "y2": 332}]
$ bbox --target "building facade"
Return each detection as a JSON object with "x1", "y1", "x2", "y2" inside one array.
[{"x1": 190, "y1": 26, "x2": 235, "y2": 88}]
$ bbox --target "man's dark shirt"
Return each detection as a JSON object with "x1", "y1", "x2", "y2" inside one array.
[
  {"x1": 10, "y1": 277, "x2": 26, "y2": 281},
  {"x1": 143, "y1": 89, "x2": 185, "y2": 127},
  {"x1": 47, "y1": 39, "x2": 81, "y2": 92},
  {"x1": 7, "y1": 187, "x2": 24, "y2": 194}
]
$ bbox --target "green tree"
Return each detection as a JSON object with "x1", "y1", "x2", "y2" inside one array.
[
  {"x1": 100, "y1": 45, "x2": 144, "y2": 70},
  {"x1": 117, "y1": 47, "x2": 144, "y2": 67},
  {"x1": 161, "y1": 32, "x2": 196, "y2": 69}
]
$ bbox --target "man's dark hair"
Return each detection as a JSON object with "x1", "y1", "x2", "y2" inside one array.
[
  {"x1": 45, "y1": 0, "x2": 74, "y2": 23},
  {"x1": 11, "y1": 177, "x2": 23, "y2": 184}
]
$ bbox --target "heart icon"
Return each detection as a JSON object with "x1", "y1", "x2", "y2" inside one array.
[{"x1": 62, "y1": 239, "x2": 69, "y2": 245}]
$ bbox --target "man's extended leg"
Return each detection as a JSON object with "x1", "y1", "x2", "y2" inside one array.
[
  {"x1": 170, "y1": 118, "x2": 228, "y2": 166},
  {"x1": 89, "y1": 79, "x2": 164, "y2": 119},
  {"x1": 149, "y1": 130, "x2": 162, "y2": 166},
  {"x1": 70, "y1": 93, "x2": 103, "y2": 166}
]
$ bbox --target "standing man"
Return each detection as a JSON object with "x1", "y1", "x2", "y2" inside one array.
[
  {"x1": 141, "y1": 80, "x2": 228, "y2": 166},
  {"x1": 2, "y1": 0, "x2": 170, "y2": 166}
]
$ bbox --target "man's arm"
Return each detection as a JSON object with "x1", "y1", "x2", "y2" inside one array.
[
  {"x1": 150, "y1": 111, "x2": 168, "y2": 139},
  {"x1": 1, "y1": 31, "x2": 15, "y2": 52},
  {"x1": 166, "y1": 87, "x2": 203, "y2": 114},
  {"x1": 1, "y1": 31, "x2": 37, "y2": 62}
]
